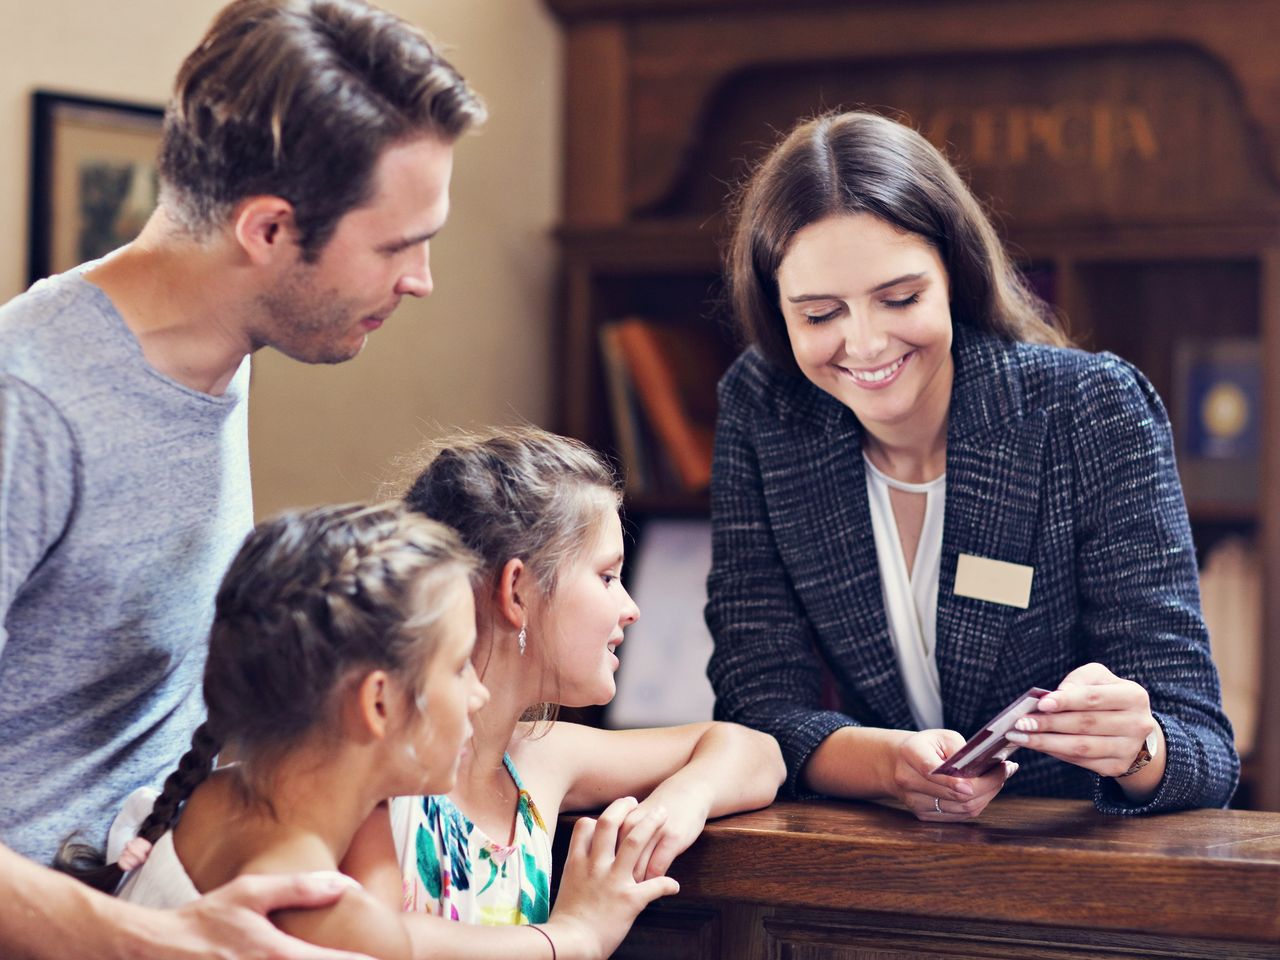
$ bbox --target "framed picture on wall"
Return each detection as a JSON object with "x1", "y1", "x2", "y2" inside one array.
[{"x1": 27, "y1": 90, "x2": 165, "y2": 285}]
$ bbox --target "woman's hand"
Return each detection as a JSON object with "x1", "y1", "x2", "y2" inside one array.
[
  {"x1": 547, "y1": 797, "x2": 680, "y2": 960},
  {"x1": 892, "y1": 729, "x2": 1016, "y2": 821},
  {"x1": 1005, "y1": 662, "x2": 1163, "y2": 786}
]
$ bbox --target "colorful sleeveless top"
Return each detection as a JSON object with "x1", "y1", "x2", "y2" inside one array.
[{"x1": 389, "y1": 754, "x2": 552, "y2": 925}]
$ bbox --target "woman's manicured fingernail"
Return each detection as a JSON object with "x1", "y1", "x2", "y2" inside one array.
[
  {"x1": 1006, "y1": 731, "x2": 1030, "y2": 744},
  {"x1": 1014, "y1": 717, "x2": 1037, "y2": 732}
]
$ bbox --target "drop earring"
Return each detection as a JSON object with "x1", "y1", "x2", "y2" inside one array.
[{"x1": 518, "y1": 624, "x2": 527, "y2": 657}]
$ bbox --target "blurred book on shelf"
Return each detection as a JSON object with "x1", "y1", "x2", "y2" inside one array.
[
  {"x1": 1174, "y1": 338, "x2": 1260, "y2": 508},
  {"x1": 1199, "y1": 535, "x2": 1261, "y2": 756},
  {"x1": 598, "y1": 317, "x2": 732, "y2": 497},
  {"x1": 598, "y1": 322, "x2": 654, "y2": 494}
]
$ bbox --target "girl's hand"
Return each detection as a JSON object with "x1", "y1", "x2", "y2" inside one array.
[
  {"x1": 547, "y1": 797, "x2": 680, "y2": 960},
  {"x1": 619, "y1": 781, "x2": 714, "y2": 881},
  {"x1": 892, "y1": 729, "x2": 1016, "y2": 821},
  {"x1": 1005, "y1": 662, "x2": 1161, "y2": 780}
]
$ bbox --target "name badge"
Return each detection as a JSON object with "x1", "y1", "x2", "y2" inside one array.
[{"x1": 954, "y1": 554, "x2": 1034, "y2": 609}]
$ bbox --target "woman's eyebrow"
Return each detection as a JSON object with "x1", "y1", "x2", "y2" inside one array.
[
  {"x1": 786, "y1": 272, "x2": 927, "y2": 303},
  {"x1": 867, "y1": 271, "x2": 926, "y2": 294},
  {"x1": 786, "y1": 292, "x2": 842, "y2": 303}
]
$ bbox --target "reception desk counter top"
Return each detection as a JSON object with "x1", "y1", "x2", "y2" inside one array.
[{"x1": 562, "y1": 798, "x2": 1280, "y2": 959}]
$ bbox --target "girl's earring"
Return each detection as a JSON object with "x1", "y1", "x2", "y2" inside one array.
[{"x1": 518, "y1": 625, "x2": 527, "y2": 657}]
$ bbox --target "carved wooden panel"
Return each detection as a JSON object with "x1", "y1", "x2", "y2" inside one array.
[
  {"x1": 613, "y1": 904, "x2": 722, "y2": 960},
  {"x1": 642, "y1": 45, "x2": 1278, "y2": 225},
  {"x1": 622, "y1": 0, "x2": 1280, "y2": 222},
  {"x1": 764, "y1": 912, "x2": 1280, "y2": 960}
]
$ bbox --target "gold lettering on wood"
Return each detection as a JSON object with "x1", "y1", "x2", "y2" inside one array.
[{"x1": 919, "y1": 102, "x2": 1160, "y2": 169}]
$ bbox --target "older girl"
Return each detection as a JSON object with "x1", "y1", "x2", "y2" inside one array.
[
  {"x1": 705, "y1": 110, "x2": 1237, "y2": 820},
  {"x1": 347, "y1": 429, "x2": 783, "y2": 941}
]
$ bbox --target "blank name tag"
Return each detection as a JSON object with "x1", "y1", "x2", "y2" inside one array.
[{"x1": 954, "y1": 554, "x2": 1034, "y2": 609}]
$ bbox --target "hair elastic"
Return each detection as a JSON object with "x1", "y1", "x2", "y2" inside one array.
[{"x1": 529, "y1": 923, "x2": 556, "y2": 960}]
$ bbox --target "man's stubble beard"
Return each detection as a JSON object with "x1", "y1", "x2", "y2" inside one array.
[{"x1": 253, "y1": 268, "x2": 364, "y2": 365}]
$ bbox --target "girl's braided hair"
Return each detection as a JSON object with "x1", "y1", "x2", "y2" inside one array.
[
  {"x1": 56, "y1": 501, "x2": 477, "y2": 891},
  {"x1": 404, "y1": 427, "x2": 620, "y2": 597}
]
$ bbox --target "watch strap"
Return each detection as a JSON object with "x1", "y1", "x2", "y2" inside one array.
[{"x1": 1118, "y1": 727, "x2": 1159, "y2": 778}]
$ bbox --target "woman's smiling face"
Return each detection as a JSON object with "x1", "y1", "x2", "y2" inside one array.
[{"x1": 776, "y1": 212, "x2": 954, "y2": 438}]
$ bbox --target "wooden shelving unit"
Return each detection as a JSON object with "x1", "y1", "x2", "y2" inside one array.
[{"x1": 545, "y1": 0, "x2": 1280, "y2": 810}]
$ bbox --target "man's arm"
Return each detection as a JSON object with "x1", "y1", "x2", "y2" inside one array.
[{"x1": 1, "y1": 842, "x2": 377, "y2": 960}]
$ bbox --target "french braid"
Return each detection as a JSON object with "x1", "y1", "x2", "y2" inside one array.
[
  {"x1": 403, "y1": 427, "x2": 620, "y2": 597},
  {"x1": 54, "y1": 723, "x2": 221, "y2": 892},
  {"x1": 56, "y1": 502, "x2": 476, "y2": 891}
]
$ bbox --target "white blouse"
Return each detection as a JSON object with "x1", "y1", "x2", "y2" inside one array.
[{"x1": 863, "y1": 454, "x2": 946, "y2": 731}]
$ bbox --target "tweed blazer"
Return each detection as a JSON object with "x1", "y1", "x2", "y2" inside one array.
[{"x1": 705, "y1": 324, "x2": 1238, "y2": 813}]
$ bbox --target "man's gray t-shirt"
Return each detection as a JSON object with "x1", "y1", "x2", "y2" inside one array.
[{"x1": 0, "y1": 268, "x2": 252, "y2": 863}]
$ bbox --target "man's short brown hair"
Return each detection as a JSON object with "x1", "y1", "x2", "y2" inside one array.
[{"x1": 159, "y1": 0, "x2": 485, "y2": 259}]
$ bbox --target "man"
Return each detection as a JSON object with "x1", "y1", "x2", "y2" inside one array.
[{"x1": 0, "y1": 0, "x2": 484, "y2": 955}]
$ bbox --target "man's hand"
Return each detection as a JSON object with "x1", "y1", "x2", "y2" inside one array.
[{"x1": 125, "y1": 871, "x2": 376, "y2": 960}]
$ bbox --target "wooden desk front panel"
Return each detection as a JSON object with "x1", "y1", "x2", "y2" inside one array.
[{"x1": 621, "y1": 902, "x2": 1280, "y2": 960}]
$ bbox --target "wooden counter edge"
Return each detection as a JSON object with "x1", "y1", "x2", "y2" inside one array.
[{"x1": 556, "y1": 798, "x2": 1280, "y2": 945}]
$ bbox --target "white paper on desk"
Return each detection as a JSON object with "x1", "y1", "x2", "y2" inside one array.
[{"x1": 608, "y1": 519, "x2": 716, "y2": 728}]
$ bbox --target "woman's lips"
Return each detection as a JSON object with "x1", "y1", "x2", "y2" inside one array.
[{"x1": 838, "y1": 350, "x2": 912, "y2": 388}]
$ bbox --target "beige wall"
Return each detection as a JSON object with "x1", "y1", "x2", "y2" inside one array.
[{"x1": 0, "y1": 0, "x2": 563, "y2": 517}]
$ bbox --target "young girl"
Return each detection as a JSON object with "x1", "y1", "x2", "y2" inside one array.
[
  {"x1": 346, "y1": 428, "x2": 784, "y2": 939},
  {"x1": 60, "y1": 503, "x2": 680, "y2": 960}
]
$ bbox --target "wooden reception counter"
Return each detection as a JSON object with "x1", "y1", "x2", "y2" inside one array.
[{"x1": 560, "y1": 799, "x2": 1280, "y2": 959}]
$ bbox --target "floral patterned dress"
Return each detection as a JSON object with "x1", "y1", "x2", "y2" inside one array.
[{"x1": 389, "y1": 754, "x2": 552, "y2": 925}]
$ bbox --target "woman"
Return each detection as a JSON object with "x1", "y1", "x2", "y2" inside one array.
[{"x1": 705, "y1": 110, "x2": 1238, "y2": 819}]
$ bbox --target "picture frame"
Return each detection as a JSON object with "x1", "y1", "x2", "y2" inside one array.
[
  {"x1": 1172, "y1": 337, "x2": 1261, "y2": 509},
  {"x1": 27, "y1": 90, "x2": 165, "y2": 285}
]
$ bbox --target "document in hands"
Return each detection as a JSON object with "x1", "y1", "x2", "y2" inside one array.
[{"x1": 932, "y1": 687, "x2": 1051, "y2": 777}]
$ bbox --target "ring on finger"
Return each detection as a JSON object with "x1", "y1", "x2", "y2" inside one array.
[{"x1": 933, "y1": 796, "x2": 942, "y2": 814}]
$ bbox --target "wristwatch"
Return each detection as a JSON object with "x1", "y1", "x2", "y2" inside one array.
[{"x1": 1118, "y1": 725, "x2": 1160, "y2": 778}]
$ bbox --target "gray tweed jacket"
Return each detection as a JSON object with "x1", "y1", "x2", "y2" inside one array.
[{"x1": 705, "y1": 323, "x2": 1238, "y2": 813}]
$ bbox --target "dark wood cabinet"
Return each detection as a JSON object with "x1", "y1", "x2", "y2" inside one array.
[{"x1": 545, "y1": 0, "x2": 1280, "y2": 808}]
